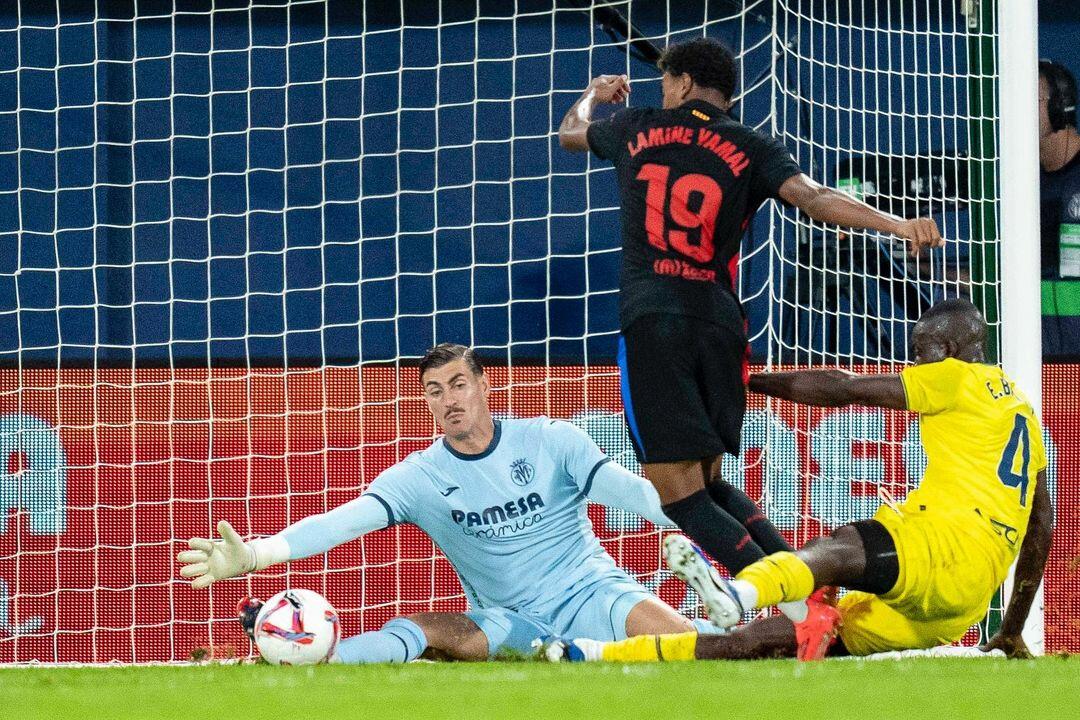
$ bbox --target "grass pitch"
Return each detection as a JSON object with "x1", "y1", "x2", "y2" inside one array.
[{"x1": 7, "y1": 657, "x2": 1076, "y2": 720}]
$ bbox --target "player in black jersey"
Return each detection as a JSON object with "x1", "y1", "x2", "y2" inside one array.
[{"x1": 558, "y1": 38, "x2": 943, "y2": 621}]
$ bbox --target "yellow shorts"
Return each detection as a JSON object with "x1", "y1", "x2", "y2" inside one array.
[{"x1": 837, "y1": 506, "x2": 1012, "y2": 656}]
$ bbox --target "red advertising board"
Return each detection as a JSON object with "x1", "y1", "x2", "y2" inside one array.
[{"x1": 0, "y1": 365, "x2": 1076, "y2": 663}]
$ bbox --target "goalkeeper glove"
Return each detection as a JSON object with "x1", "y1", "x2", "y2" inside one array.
[{"x1": 177, "y1": 520, "x2": 257, "y2": 589}]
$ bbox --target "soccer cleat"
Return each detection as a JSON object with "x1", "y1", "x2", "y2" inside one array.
[
  {"x1": 236, "y1": 596, "x2": 264, "y2": 643},
  {"x1": 663, "y1": 534, "x2": 744, "y2": 629},
  {"x1": 793, "y1": 596, "x2": 842, "y2": 661},
  {"x1": 535, "y1": 637, "x2": 603, "y2": 663},
  {"x1": 809, "y1": 585, "x2": 838, "y2": 606}
]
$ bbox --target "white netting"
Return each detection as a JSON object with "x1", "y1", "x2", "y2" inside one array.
[
  {"x1": 760, "y1": 1, "x2": 1010, "y2": 645},
  {"x1": 0, "y1": 0, "x2": 1020, "y2": 663},
  {"x1": 767, "y1": 0, "x2": 995, "y2": 365}
]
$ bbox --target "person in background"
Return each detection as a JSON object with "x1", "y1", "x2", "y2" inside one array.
[{"x1": 1039, "y1": 59, "x2": 1080, "y2": 356}]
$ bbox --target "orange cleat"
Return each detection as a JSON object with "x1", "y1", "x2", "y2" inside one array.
[
  {"x1": 794, "y1": 596, "x2": 841, "y2": 661},
  {"x1": 810, "y1": 585, "x2": 838, "y2": 606}
]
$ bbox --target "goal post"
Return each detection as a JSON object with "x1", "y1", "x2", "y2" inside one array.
[{"x1": 996, "y1": 0, "x2": 1044, "y2": 655}]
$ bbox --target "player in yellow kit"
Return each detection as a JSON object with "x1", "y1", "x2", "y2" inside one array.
[{"x1": 547, "y1": 299, "x2": 1053, "y2": 662}]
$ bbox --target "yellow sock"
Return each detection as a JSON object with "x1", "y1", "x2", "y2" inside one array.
[
  {"x1": 735, "y1": 551, "x2": 815, "y2": 608},
  {"x1": 600, "y1": 632, "x2": 698, "y2": 662}
]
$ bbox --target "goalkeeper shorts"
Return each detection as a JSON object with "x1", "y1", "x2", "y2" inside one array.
[{"x1": 466, "y1": 576, "x2": 654, "y2": 657}]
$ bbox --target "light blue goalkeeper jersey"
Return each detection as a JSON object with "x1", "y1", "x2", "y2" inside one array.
[{"x1": 362, "y1": 417, "x2": 630, "y2": 617}]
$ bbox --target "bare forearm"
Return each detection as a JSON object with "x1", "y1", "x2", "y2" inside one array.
[
  {"x1": 749, "y1": 370, "x2": 856, "y2": 407},
  {"x1": 779, "y1": 174, "x2": 942, "y2": 255},
  {"x1": 803, "y1": 187, "x2": 903, "y2": 234},
  {"x1": 1000, "y1": 478, "x2": 1053, "y2": 637},
  {"x1": 558, "y1": 87, "x2": 598, "y2": 150},
  {"x1": 559, "y1": 75, "x2": 629, "y2": 152},
  {"x1": 750, "y1": 369, "x2": 906, "y2": 410}
]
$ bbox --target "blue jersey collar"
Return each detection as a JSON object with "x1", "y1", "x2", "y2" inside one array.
[{"x1": 444, "y1": 419, "x2": 502, "y2": 461}]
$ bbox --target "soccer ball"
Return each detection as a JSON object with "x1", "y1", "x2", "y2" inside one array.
[{"x1": 253, "y1": 589, "x2": 341, "y2": 665}]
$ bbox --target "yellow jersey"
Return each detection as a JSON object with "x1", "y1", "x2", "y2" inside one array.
[{"x1": 899, "y1": 358, "x2": 1046, "y2": 554}]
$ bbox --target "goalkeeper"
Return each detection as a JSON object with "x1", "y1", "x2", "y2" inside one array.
[
  {"x1": 178, "y1": 343, "x2": 712, "y2": 663},
  {"x1": 547, "y1": 300, "x2": 1053, "y2": 663}
]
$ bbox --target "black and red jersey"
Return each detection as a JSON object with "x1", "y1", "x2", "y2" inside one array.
[{"x1": 587, "y1": 99, "x2": 801, "y2": 331}]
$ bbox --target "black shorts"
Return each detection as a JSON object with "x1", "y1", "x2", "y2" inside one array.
[{"x1": 617, "y1": 313, "x2": 747, "y2": 464}]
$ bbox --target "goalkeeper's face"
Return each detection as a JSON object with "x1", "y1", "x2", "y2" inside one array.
[{"x1": 421, "y1": 359, "x2": 492, "y2": 437}]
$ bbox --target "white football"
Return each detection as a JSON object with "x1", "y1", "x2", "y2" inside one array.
[{"x1": 254, "y1": 589, "x2": 341, "y2": 665}]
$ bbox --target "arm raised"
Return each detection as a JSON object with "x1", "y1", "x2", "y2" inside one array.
[{"x1": 558, "y1": 74, "x2": 630, "y2": 152}]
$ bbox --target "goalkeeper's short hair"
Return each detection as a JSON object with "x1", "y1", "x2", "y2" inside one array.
[
  {"x1": 657, "y1": 37, "x2": 737, "y2": 100},
  {"x1": 418, "y1": 343, "x2": 484, "y2": 380}
]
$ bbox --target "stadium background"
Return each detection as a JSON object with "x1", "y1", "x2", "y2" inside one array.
[{"x1": 0, "y1": 0, "x2": 1076, "y2": 662}]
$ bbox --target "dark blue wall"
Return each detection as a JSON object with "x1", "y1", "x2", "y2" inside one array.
[
  {"x1": 1041, "y1": 0, "x2": 1080, "y2": 83},
  {"x1": 1, "y1": 0, "x2": 658, "y2": 364},
  {"x1": 0, "y1": 1, "x2": 1071, "y2": 366}
]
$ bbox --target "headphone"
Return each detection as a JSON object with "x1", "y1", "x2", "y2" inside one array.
[{"x1": 1040, "y1": 59, "x2": 1078, "y2": 132}]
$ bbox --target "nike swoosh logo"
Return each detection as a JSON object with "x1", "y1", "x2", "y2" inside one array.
[{"x1": 440, "y1": 486, "x2": 460, "y2": 497}]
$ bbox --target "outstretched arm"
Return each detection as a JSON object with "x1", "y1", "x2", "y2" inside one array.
[
  {"x1": 586, "y1": 459, "x2": 674, "y2": 527},
  {"x1": 558, "y1": 74, "x2": 630, "y2": 152},
  {"x1": 982, "y1": 470, "x2": 1054, "y2": 658},
  {"x1": 778, "y1": 173, "x2": 943, "y2": 256},
  {"x1": 749, "y1": 369, "x2": 908, "y2": 410},
  {"x1": 177, "y1": 494, "x2": 391, "y2": 589},
  {"x1": 275, "y1": 494, "x2": 392, "y2": 560}
]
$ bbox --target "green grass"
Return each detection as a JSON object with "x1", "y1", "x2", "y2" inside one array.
[{"x1": 5, "y1": 657, "x2": 1077, "y2": 720}]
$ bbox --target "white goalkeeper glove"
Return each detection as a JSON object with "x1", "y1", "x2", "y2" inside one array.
[{"x1": 177, "y1": 520, "x2": 256, "y2": 589}]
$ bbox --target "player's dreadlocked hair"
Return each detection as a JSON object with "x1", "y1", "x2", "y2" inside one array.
[
  {"x1": 657, "y1": 37, "x2": 737, "y2": 100},
  {"x1": 418, "y1": 343, "x2": 485, "y2": 381}
]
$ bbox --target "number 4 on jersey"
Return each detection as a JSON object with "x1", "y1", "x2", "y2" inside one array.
[{"x1": 997, "y1": 413, "x2": 1031, "y2": 505}]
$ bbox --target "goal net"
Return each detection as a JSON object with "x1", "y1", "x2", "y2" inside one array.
[{"x1": 0, "y1": 1, "x2": 1071, "y2": 663}]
